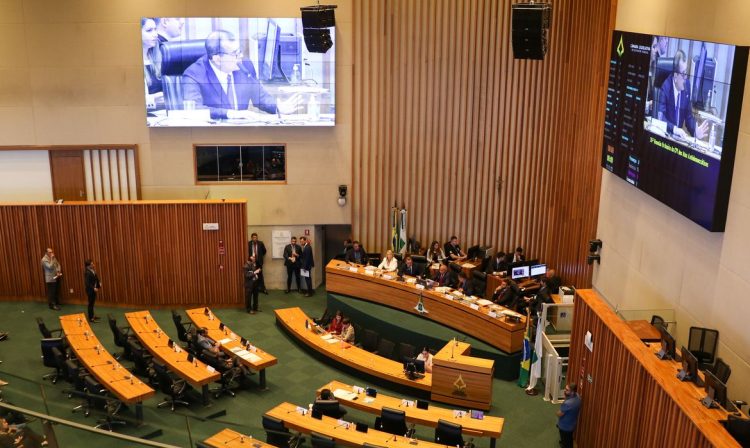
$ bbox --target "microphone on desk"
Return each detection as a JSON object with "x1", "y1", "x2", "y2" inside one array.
[
  {"x1": 223, "y1": 435, "x2": 244, "y2": 444},
  {"x1": 89, "y1": 360, "x2": 113, "y2": 368},
  {"x1": 333, "y1": 421, "x2": 349, "y2": 429},
  {"x1": 111, "y1": 374, "x2": 134, "y2": 384}
]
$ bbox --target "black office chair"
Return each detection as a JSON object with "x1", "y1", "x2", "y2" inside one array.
[
  {"x1": 360, "y1": 329, "x2": 379, "y2": 352},
  {"x1": 65, "y1": 359, "x2": 90, "y2": 415},
  {"x1": 37, "y1": 317, "x2": 63, "y2": 339},
  {"x1": 472, "y1": 271, "x2": 488, "y2": 298},
  {"x1": 41, "y1": 338, "x2": 64, "y2": 383},
  {"x1": 199, "y1": 350, "x2": 240, "y2": 399},
  {"x1": 435, "y1": 419, "x2": 464, "y2": 446},
  {"x1": 153, "y1": 362, "x2": 189, "y2": 411},
  {"x1": 650, "y1": 315, "x2": 666, "y2": 332},
  {"x1": 171, "y1": 310, "x2": 194, "y2": 345},
  {"x1": 313, "y1": 399, "x2": 347, "y2": 419},
  {"x1": 711, "y1": 358, "x2": 732, "y2": 384},
  {"x1": 310, "y1": 432, "x2": 335, "y2": 448},
  {"x1": 127, "y1": 339, "x2": 153, "y2": 378},
  {"x1": 367, "y1": 253, "x2": 382, "y2": 266},
  {"x1": 262, "y1": 415, "x2": 292, "y2": 446},
  {"x1": 479, "y1": 255, "x2": 491, "y2": 273},
  {"x1": 449, "y1": 262, "x2": 463, "y2": 275},
  {"x1": 398, "y1": 342, "x2": 416, "y2": 360},
  {"x1": 375, "y1": 338, "x2": 396, "y2": 360},
  {"x1": 84, "y1": 375, "x2": 126, "y2": 431},
  {"x1": 394, "y1": 253, "x2": 403, "y2": 262},
  {"x1": 688, "y1": 326, "x2": 719, "y2": 370},
  {"x1": 723, "y1": 414, "x2": 750, "y2": 446},
  {"x1": 377, "y1": 407, "x2": 407, "y2": 436},
  {"x1": 107, "y1": 314, "x2": 132, "y2": 361},
  {"x1": 159, "y1": 40, "x2": 207, "y2": 110}
]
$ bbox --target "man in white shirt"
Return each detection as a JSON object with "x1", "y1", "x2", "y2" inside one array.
[
  {"x1": 416, "y1": 347, "x2": 433, "y2": 373},
  {"x1": 156, "y1": 17, "x2": 185, "y2": 42}
]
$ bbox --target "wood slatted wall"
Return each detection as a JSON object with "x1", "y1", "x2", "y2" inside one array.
[
  {"x1": 0, "y1": 201, "x2": 246, "y2": 308},
  {"x1": 569, "y1": 290, "x2": 739, "y2": 447},
  {"x1": 352, "y1": 0, "x2": 615, "y2": 287}
]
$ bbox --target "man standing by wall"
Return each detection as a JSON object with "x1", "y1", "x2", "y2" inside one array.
[
  {"x1": 299, "y1": 236, "x2": 314, "y2": 297},
  {"x1": 283, "y1": 236, "x2": 302, "y2": 293},
  {"x1": 84, "y1": 259, "x2": 101, "y2": 323},
  {"x1": 556, "y1": 383, "x2": 582, "y2": 448},
  {"x1": 243, "y1": 255, "x2": 261, "y2": 314},
  {"x1": 249, "y1": 233, "x2": 268, "y2": 294},
  {"x1": 41, "y1": 248, "x2": 62, "y2": 310}
]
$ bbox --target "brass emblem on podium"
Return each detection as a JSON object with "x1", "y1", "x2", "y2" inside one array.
[
  {"x1": 452, "y1": 373, "x2": 467, "y2": 396},
  {"x1": 414, "y1": 295, "x2": 429, "y2": 314}
]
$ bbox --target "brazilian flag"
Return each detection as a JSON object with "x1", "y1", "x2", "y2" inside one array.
[{"x1": 518, "y1": 309, "x2": 533, "y2": 387}]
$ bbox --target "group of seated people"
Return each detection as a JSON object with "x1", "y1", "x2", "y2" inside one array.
[
  {"x1": 323, "y1": 310, "x2": 355, "y2": 344},
  {"x1": 490, "y1": 273, "x2": 560, "y2": 315}
]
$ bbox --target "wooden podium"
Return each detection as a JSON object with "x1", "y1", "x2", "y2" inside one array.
[{"x1": 431, "y1": 341, "x2": 494, "y2": 410}]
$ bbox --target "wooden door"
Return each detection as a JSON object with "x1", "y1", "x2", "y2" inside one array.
[{"x1": 49, "y1": 150, "x2": 86, "y2": 201}]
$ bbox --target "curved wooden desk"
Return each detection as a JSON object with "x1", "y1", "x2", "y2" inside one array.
[
  {"x1": 325, "y1": 260, "x2": 525, "y2": 353},
  {"x1": 265, "y1": 402, "x2": 446, "y2": 448},
  {"x1": 203, "y1": 429, "x2": 273, "y2": 447},
  {"x1": 186, "y1": 307, "x2": 278, "y2": 389},
  {"x1": 60, "y1": 313, "x2": 155, "y2": 421},
  {"x1": 276, "y1": 307, "x2": 494, "y2": 410},
  {"x1": 320, "y1": 380, "x2": 504, "y2": 448},
  {"x1": 125, "y1": 310, "x2": 220, "y2": 405}
]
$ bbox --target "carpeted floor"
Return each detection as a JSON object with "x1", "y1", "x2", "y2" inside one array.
[{"x1": 0, "y1": 289, "x2": 560, "y2": 447}]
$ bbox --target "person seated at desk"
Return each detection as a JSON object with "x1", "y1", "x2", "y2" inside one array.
[
  {"x1": 378, "y1": 249, "x2": 399, "y2": 272},
  {"x1": 486, "y1": 251, "x2": 510, "y2": 274},
  {"x1": 456, "y1": 271, "x2": 475, "y2": 296},
  {"x1": 141, "y1": 18, "x2": 164, "y2": 111},
  {"x1": 545, "y1": 268, "x2": 562, "y2": 294},
  {"x1": 314, "y1": 388, "x2": 347, "y2": 418},
  {"x1": 513, "y1": 246, "x2": 525, "y2": 263},
  {"x1": 433, "y1": 264, "x2": 456, "y2": 288},
  {"x1": 416, "y1": 347, "x2": 434, "y2": 373},
  {"x1": 345, "y1": 240, "x2": 367, "y2": 265},
  {"x1": 425, "y1": 240, "x2": 446, "y2": 265},
  {"x1": 336, "y1": 317, "x2": 355, "y2": 344},
  {"x1": 327, "y1": 310, "x2": 344, "y2": 335},
  {"x1": 520, "y1": 277, "x2": 554, "y2": 315},
  {"x1": 492, "y1": 278, "x2": 519, "y2": 308},
  {"x1": 444, "y1": 236, "x2": 467, "y2": 262},
  {"x1": 657, "y1": 49, "x2": 708, "y2": 140},
  {"x1": 398, "y1": 255, "x2": 423, "y2": 277},
  {"x1": 182, "y1": 30, "x2": 302, "y2": 120}
]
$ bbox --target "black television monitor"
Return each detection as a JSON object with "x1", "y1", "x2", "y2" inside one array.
[
  {"x1": 466, "y1": 245, "x2": 481, "y2": 260},
  {"x1": 656, "y1": 326, "x2": 678, "y2": 361},
  {"x1": 602, "y1": 31, "x2": 749, "y2": 231},
  {"x1": 312, "y1": 399, "x2": 341, "y2": 418},
  {"x1": 702, "y1": 369, "x2": 728, "y2": 409},
  {"x1": 677, "y1": 346, "x2": 702, "y2": 385},
  {"x1": 511, "y1": 265, "x2": 529, "y2": 280}
]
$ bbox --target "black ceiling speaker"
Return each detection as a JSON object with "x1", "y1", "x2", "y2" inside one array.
[
  {"x1": 511, "y1": 3, "x2": 552, "y2": 60},
  {"x1": 300, "y1": 5, "x2": 337, "y2": 53}
]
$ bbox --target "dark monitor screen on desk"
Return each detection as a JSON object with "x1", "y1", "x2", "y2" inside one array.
[
  {"x1": 656, "y1": 326, "x2": 677, "y2": 361},
  {"x1": 677, "y1": 346, "x2": 701, "y2": 385}
]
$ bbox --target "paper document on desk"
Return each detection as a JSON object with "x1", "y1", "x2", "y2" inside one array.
[
  {"x1": 321, "y1": 334, "x2": 335, "y2": 341},
  {"x1": 229, "y1": 347, "x2": 242, "y2": 353},
  {"x1": 461, "y1": 263, "x2": 475, "y2": 268},
  {"x1": 477, "y1": 299, "x2": 494, "y2": 307},
  {"x1": 218, "y1": 338, "x2": 233, "y2": 345},
  {"x1": 324, "y1": 337, "x2": 340, "y2": 344},
  {"x1": 333, "y1": 388, "x2": 358, "y2": 401},
  {"x1": 241, "y1": 352, "x2": 262, "y2": 363},
  {"x1": 235, "y1": 349, "x2": 250, "y2": 358}
]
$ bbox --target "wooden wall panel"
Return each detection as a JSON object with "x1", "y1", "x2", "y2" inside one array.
[
  {"x1": 568, "y1": 290, "x2": 739, "y2": 447},
  {"x1": 0, "y1": 200, "x2": 246, "y2": 308},
  {"x1": 352, "y1": 0, "x2": 615, "y2": 287}
]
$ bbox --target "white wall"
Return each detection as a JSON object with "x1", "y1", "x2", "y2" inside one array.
[
  {"x1": 0, "y1": 151, "x2": 53, "y2": 202},
  {"x1": 594, "y1": 0, "x2": 750, "y2": 408},
  {"x1": 0, "y1": 0, "x2": 352, "y2": 227}
]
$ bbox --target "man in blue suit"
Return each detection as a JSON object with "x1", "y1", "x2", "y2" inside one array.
[
  {"x1": 657, "y1": 49, "x2": 708, "y2": 140},
  {"x1": 182, "y1": 30, "x2": 301, "y2": 120}
]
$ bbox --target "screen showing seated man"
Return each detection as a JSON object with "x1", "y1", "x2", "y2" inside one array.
[
  {"x1": 643, "y1": 36, "x2": 735, "y2": 160},
  {"x1": 142, "y1": 17, "x2": 335, "y2": 127}
]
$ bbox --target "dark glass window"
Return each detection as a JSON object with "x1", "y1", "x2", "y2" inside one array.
[{"x1": 195, "y1": 145, "x2": 286, "y2": 183}]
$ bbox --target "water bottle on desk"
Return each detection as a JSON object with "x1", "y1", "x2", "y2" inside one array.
[
  {"x1": 308, "y1": 95, "x2": 320, "y2": 121},
  {"x1": 291, "y1": 64, "x2": 301, "y2": 84}
]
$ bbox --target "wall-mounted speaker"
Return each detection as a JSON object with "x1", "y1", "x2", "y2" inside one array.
[
  {"x1": 300, "y1": 5, "x2": 337, "y2": 54},
  {"x1": 511, "y1": 3, "x2": 552, "y2": 60}
]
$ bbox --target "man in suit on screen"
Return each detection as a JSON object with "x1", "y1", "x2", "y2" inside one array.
[{"x1": 657, "y1": 49, "x2": 708, "y2": 140}]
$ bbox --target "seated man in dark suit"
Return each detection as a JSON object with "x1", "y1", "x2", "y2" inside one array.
[
  {"x1": 657, "y1": 49, "x2": 708, "y2": 140},
  {"x1": 433, "y1": 264, "x2": 456, "y2": 288},
  {"x1": 545, "y1": 268, "x2": 562, "y2": 294},
  {"x1": 455, "y1": 271, "x2": 476, "y2": 296},
  {"x1": 345, "y1": 240, "x2": 367, "y2": 265},
  {"x1": 491, "y1": 278, "x2": 518, "y2": 308},
  {"x1": 314, "y1": 388, "x2": 347, "y2": 419},
  {"x1": 485, "y1": 251, "x2": 509, "y2": 274},
  {"x1": 398, "y1": 255, "x2": 423, "y2": 277},
  {"x1": 182, "y1": 30, "x2": 302, "y2": 120}
]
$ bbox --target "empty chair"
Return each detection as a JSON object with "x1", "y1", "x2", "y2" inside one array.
[
  {"x1": 711, "y1": 358, "x2": 732, "y2": 384},
  {"x1": 650, "y1": 315, "x2": 666, "y2": 331},
  {"x1": 107, "y1": 314, "x2": 131, "y2": 361},
  {"x1": 310, "y1": 432, "x2": 335, "y2": 448},
  {"x1": 313, "y1": 399, "x2": 347, "y2": 419},
  {"x1": 127, "y1": 340, "x2": 153, "y2": 377},
  {"x1": 375, "y1": 338, "x2": 396, "y2": 360},
  {"x1": 435, "y1": 419, "x2": 464, "y2": 446},
  {"x1": 262, "y1": 415, "x2": 291, "y2": 447},
  {"x1": 398, "y1": 342, "x2": 416, "y2": 360},
  {"x1": 153, "y1": 362, "x2": 189, "y2": 411},
  {"x1": 688, "y1": 326, "x2": 719, "y2": 369},
  {"x1": 171, "y1": 310, "x2": 194, "y2": 345},
  {"x1": 360, "y1": 329, "x2": 379, "y2": 352},
  {"x1": 37, "y1": 317, "x2": 63, "y2": 339},
  {"x1": 52, "y1": 346, "x2": 70, "y2": 384},
  {"x1": 41, "y1": 338, "x2": 64, "y2": 383},
  {"x1": 84, "y1": 375, "x2": 126, "y2": 431},
  {"x1": 377, "y1": 407, "x2": 407, "y2": 436},
  {"x1": 65, "y1": 358, "x2": 89, "y2": 415}
]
